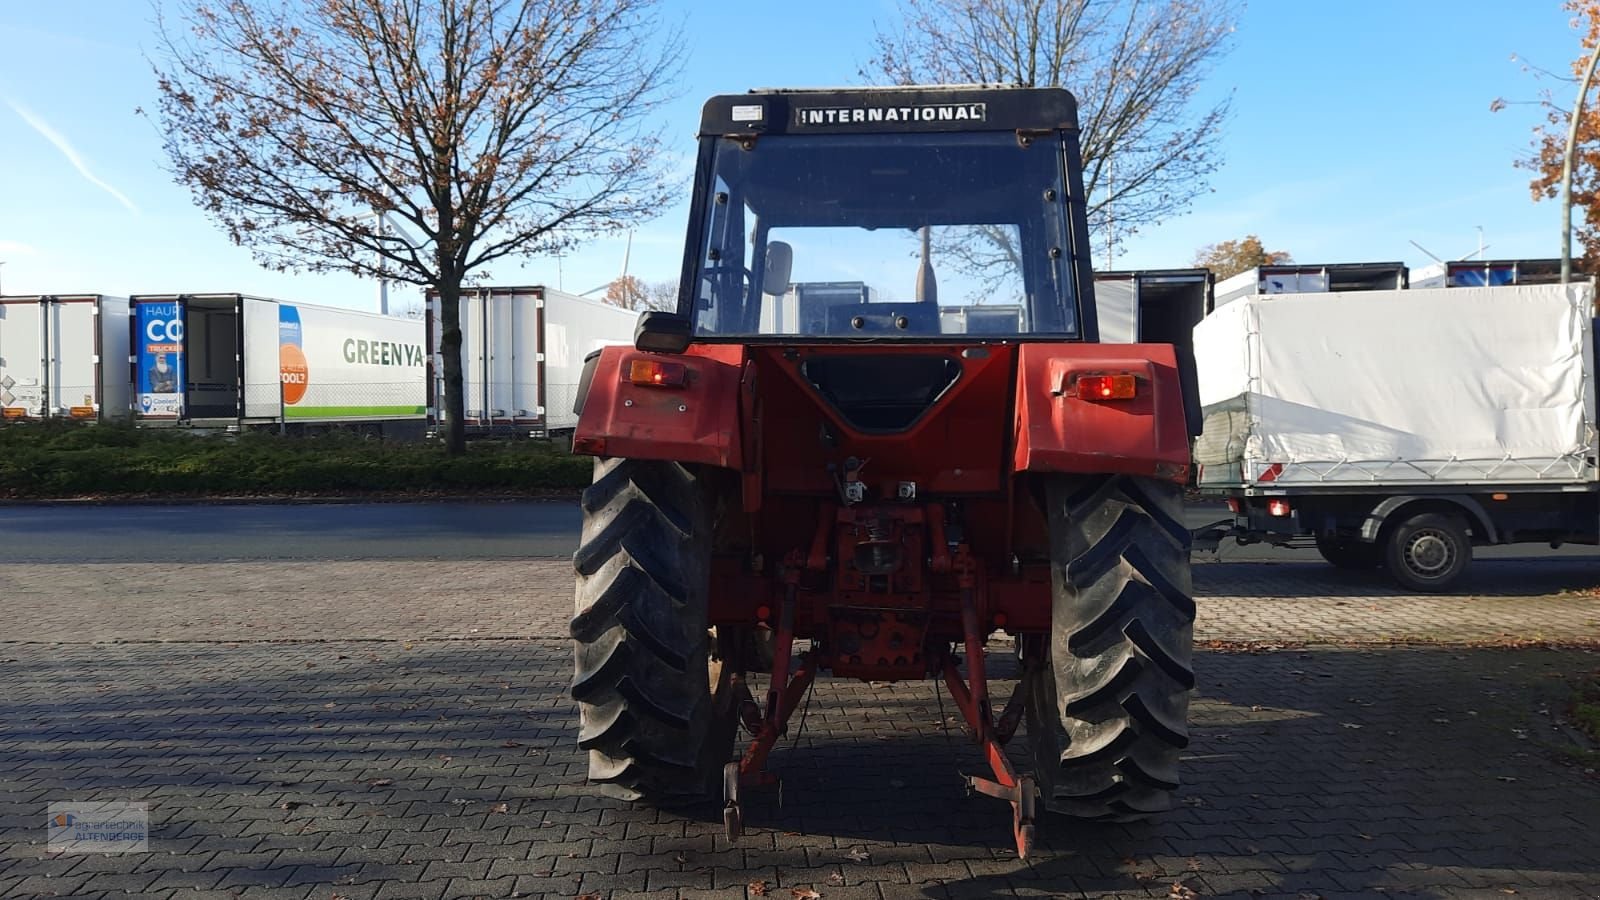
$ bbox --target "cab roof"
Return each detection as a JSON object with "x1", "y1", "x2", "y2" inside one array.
[{"x1": 698, "y1": 85, "x2": 1079, "y2": 138}]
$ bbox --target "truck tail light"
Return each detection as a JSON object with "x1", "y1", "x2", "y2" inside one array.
[
  {"x1": 628, "y1": 358, "x2": 687, "y2": 387},
  {"x1": 1267, "y1": 498, "x2": 1292, "y2": 517},
  {"x1": 1075, "y1": 374, "x2": 1137, "y2": 401}
]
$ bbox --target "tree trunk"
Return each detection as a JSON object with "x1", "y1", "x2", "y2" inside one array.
[{"x1": 436, "y1": 277, "x2": 467, "y2": 455}]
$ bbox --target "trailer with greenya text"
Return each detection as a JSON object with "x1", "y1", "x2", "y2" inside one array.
[
  {"x1": 0, "y1": 294, "x2": 131, "y2": 421},
  {"x1": 128, "y1": 293, "x2": 426, "y2": 427}
]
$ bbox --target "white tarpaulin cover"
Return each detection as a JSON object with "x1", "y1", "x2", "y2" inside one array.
[{"x1": 1194, "y1": 284, "x2": 1597, "y2": 487}]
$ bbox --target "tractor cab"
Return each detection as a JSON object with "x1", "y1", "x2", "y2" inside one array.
[{"x1": 646, "y1": 86, "x2": 1098, "y2": 347}]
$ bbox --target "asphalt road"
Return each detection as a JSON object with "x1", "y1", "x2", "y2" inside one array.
[{"x1": 1, "y1": 500, "x2": 1597, "y2": 566}]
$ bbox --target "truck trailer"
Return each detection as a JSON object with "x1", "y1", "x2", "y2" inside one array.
[
  {"x1": 426, "y1": 285, "x2": 636, "y2": 435},
  {"x1": 1410, "y1": 258, "x2": 1577, "y2": 289},
  {"x1": 1194, "y1": 282, "x2": 1598, "y2": 591},
  {"x1": 1213, "y1": 261, "x2": 1408, "y2": 308},
  {"x1": 0, "y1": 294, "x2": 131, "y2": 422},
  {"x1": 128, "y1": 293, "x2": 426, "y2": 428},
  {"x1": 1093, "y1": 268, "x2": 1214, "y2": 347}
]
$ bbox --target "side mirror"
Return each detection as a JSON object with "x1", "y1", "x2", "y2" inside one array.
[
  {"x1": 764, "y1": 241, "x2": 793, "y2": 295},
  {"x1": 635, "y1": 310, "x2": 692, "y2": 354}
]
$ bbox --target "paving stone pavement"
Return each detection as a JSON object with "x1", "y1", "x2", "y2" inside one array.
[
  {"x1": 2, "y1": 559, "x2": 1600, "y2": 898},
  {"x1": 4, "y1": 558, "x2": 1600, "y2": 645}
]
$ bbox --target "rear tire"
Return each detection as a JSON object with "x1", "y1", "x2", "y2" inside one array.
[
  {"x1": 1384, "y1": 512, "x2": 1470, "y2": 592},
  {"x1": 1315, "y1": 535, "x2": 1384, "y2": 570},
  {"x1": 570, "y1": 457, "x2": 735, "y2": 804},
  {"x1": 1025, "y1": 475, "x2": 1196, "y2": 821}
]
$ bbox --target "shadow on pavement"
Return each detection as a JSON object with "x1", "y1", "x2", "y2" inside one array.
[
  {"x1": 1, "y1": 641, "x2": 1598, "y2": 898},
  {"x1": 1194, "y1": 559, "x2": 1600, "y2": 599}
]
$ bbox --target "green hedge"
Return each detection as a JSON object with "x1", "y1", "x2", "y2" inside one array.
[{"x1": 0, "y1": 421, "x2": 592, "y2": 497}]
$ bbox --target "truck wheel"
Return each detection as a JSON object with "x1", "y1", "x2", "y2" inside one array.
[
  {"x1": 1384, "y1": 511, "x2": 1470, "y2": 593},
  {"x1": 1025, "y1": 475, "x2": 1196, "y2": 821},
  {"x1": 1315, "y1": 535, "x2": 1384, "y2": 570},
  {"x1": 570, "y1": 458, "x2": 735, "y2": 804}
]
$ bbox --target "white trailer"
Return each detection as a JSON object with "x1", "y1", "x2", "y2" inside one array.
[
  {"x1": 1092, "y1": 269, "x2": 1213, "y2": 345},
  {"x1": 427, "y1": 286, "x2": 637, "y2": 435},
  {"x1": 0, "y1": 294, "x2": 131, "y2": 421},
  {"x1": 1410, "y1": 258, "x2": 1570, "y2": 290},
  {"x1": 1212, "y1": 262, "x2": 1408, "y2": 308},
  {"x1": 128, "y1": 293, "x2": 426, "y2": 427},
  {"x1": 1193, "y1": 282, "x2": 1599, "y2": 591}
]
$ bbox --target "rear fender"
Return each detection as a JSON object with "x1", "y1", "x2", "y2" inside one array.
[
  {"x1": 571, "y1": 344, "x2": 746, "y2": 468},
  {"x1": 1013, "y1": 343, "x2": 1191, "y2": 482},
  {"x1": 1358, "y1": 495, "x2": 1498, "y2": 544}
]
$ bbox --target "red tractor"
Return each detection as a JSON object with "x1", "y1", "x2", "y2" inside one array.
[{"x1": 568, "y1": 86, "x2": 1198, "y2": 857}]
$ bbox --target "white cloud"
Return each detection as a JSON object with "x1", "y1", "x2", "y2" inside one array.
[{"x1": 4, "y1": 98, "x2": 139, "y2": 214}]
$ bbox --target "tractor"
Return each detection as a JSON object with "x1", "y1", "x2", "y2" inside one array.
[{"x1": 567, "y1": 86, "x2": 1198, "y2": 857}]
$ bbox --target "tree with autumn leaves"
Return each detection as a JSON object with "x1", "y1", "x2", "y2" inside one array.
[
  {"x1": 1506, "y1": 1, "x2": 1600, "y2": 269},
  {"x1": 603, "y1": 275, "x2": 676, "y2": 311},
  {"x1": 1192, "y1": 235, "x2": 1291, "y2": 279}
]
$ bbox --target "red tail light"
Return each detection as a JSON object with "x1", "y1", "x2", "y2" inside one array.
[
  {"x1": 628, "y1": 358, "x2": 688, "y2": 387},
  {"x1": 1267, "y1": 498, "x2": 1292, "y2": 517},
  {"x1": 1075, "y1": 374, "x2": 1137, "y2": 401}
]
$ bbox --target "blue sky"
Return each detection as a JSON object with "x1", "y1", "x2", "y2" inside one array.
[{"x1": 0, "y1": 1, "x2": 1585, "y2": 312}]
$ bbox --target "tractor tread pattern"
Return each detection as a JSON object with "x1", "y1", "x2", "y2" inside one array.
[
  {"x1": 1027, "y1": 475, "x2": 1196, "y2": 823},
  {"x1": 569, "y1": 457, "x2": 720, "y2": 804}
]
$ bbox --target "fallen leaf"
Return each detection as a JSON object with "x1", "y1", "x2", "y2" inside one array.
[
  {"x1": 844, "y1": 847, "x2": 870, "y2": 862},
  {"x1": 502, "y1": 740, "x2": 524, "y2": 748},
  {"x1": 368, "y1": 779, "x2": 393, "y2": 788},
  {"x1": 826, "y1": 872, "x2": 844, "y2": 886},
  {"x1": 1169, "y1": 883, "x2": 1198, "y2": 900},
  {"x1": 577, "y1": 894, "x2": 603, "y2": 900},
  {"x1": 490, "y1": 803, "x2": 510, "y2": 814},
  {"x1": 279, "y1": 801, "x2": 306, "y2": 811},
  {"x1": 748, "y1": 880, "x2": 769, "y2": 896},
  {"x1": 792, "y1": 889, "x2": 822, "y2": 900}
]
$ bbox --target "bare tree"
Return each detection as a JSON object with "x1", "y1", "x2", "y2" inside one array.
[
  {"x1": 869, "y1": 0, "x2": 1237, "y2": 265},
  {"x1": 148, "y1": 0, "x2": 680, "y2": 452},
  {"x1": 644, "y1": 279, "x2": 678, "y2": 311}
]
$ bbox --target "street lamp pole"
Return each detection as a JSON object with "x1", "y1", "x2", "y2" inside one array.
[{"x1": 1560, "y1": 38, "x2": 1600, "y2": 284}]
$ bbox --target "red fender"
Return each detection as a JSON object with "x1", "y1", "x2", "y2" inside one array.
[
  {"x1": 571, "y1": 344, "x2": 747, "y2": 468},
  {"x1": 1012, "y1": 343, "x2": 1190, "y2": 483}
]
